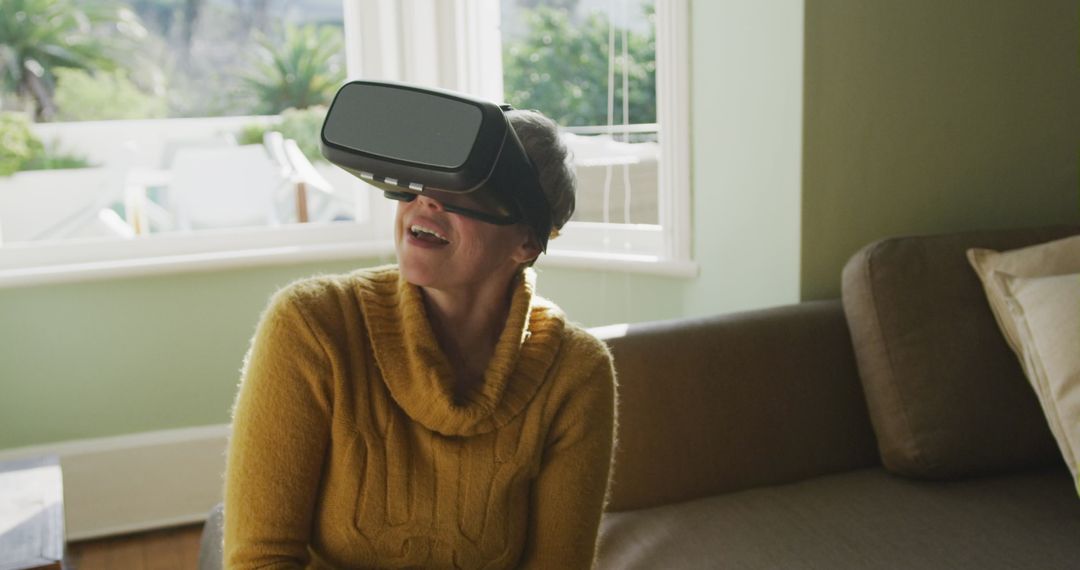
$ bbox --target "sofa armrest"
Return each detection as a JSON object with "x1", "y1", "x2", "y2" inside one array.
[{"x1": 597, "y1": 299, "x2": 879, "y2": 512}]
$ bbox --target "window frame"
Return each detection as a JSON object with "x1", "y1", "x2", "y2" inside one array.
[{"x1": 0, "y1": 0, "x2": 693, "y2": 289}]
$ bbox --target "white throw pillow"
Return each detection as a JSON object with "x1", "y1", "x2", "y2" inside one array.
[
  {"x1": 967, "y1": 234, "x2": 1080, "y2": 356},
  {"x1": 995, "y1": 271, "x2": 1080, "y2": 496}
]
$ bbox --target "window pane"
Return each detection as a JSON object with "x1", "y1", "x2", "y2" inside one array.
[
  {"x1": 0, "y1": 0, "x2": 364, "y2": 246},
  {"x1": 500, "y1": 0, "x2": 659, "y2": 225},
  {"x1": 501, "y1": 0, "x2": 656, "y2": 128}
]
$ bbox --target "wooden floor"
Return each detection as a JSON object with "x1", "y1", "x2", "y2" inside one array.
[{"x1": 66, "y1": 524, "x2": 204, "y2": 570}]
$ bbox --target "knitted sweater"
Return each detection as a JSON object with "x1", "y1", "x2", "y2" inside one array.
[{"x1": 224, "y1": 265, "x2": 616, "y2": 569}]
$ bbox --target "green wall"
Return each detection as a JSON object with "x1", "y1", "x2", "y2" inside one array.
[
  {"x1": 8, "y1": 0, "x2": 1077, "y2": 449},
  {"x1": 1, "y1": 262, "x2": 370, "y2": 448},
  {"x1": 1, "y1": 0, "x2": 806, "y2": 449},
  {"x1": 680, "y1": 0, "x2": 804, "y2": 317},
  {"x1": 800, "y1": 0, "x2": 1080, "y2": 300},
  {"x1": 0, "y1": 257, "x2": 686, "y2": 446}
]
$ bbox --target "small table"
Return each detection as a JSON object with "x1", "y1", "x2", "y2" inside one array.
[{"x1": 0, "y1": 456, "x2": 65, "y2": 570}]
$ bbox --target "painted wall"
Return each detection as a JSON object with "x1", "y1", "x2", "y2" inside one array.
[
  {"x1": 0, "y1": 1, "x2": 806, "y2": 449},
  {"x1": 800, "y1": 0, "x2": 1080, "y2": 300},
  {"x1": 10, "y1": 0, "x2": 1078, "y2": 449}
]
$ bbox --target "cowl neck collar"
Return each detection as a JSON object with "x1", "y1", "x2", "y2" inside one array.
[{"x1": 358, "y1": 267, "x2": 564, "y2": 437}]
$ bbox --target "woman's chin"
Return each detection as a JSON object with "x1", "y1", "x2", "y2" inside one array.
[{"x1": 397, "y1": 252, "x2": 442, "y2": 288}]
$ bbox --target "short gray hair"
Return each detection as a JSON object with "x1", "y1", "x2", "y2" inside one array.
[{"x1": 506, "y1": 109, "x2": 576, "y2": 238}]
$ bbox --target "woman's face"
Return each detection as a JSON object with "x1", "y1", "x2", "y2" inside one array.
[{"x1": 395, "y1": 195, "x2": 539, "y2": 292}]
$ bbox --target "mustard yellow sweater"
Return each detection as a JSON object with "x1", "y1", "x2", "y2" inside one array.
[{"x1": 224, "y1": 266, "x2": 616, "y2": 569}]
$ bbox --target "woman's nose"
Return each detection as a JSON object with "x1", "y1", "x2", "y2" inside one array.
[{"x1": 416, "y1": 194, "x2": 445, "y2": 211}]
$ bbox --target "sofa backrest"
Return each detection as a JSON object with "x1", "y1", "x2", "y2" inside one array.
[
  {"x1": 596, "y1": 300, "x2": 880, "y2": 512},
  {"x1": 841, "y1": 225, "x2": 1080, "y2": 479}
]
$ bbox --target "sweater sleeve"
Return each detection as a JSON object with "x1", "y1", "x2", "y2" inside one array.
[
  {"x1": 224, "y1": 289, "x2": 333, "y2": 569},
  {"x1": 519, "y1": 353, "x2": 617, "y2": 569}
]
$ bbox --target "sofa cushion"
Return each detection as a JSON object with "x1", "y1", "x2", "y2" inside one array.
[
  {"x1": 595, "y1": 300, "x2": 879, "y2": 512},
  {"x1": 596, "y1": 467, "x2": 1080, "y2": 569},
  {"x1": 841, "y1": 226, "x2": 1079, "y2": 478}
]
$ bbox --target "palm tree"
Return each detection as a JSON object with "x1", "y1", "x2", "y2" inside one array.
[
  {"x1": 242, "y1": 23, "x2": 345, "y2": 115},
  {"x1": 0, "y1": 0, "x2": 143, "y2": 120}
]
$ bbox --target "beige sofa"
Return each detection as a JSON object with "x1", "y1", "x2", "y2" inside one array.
[
  {"x1": 201, "y1": 225, "x2": 1080, "y2": 569},
  {"x1": 595, "y1": 225, "x2": 1080, "y2": 568}
]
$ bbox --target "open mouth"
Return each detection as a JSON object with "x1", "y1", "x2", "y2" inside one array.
[{"x1": 409, "y1": 224, "x2": 450, "y2": 245}]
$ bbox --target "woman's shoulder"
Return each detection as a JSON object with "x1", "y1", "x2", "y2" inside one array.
[
  {"x1": 559, "y1": 320, "x2": 613, "y2": 365},
  {"x1": 539, "y1": 314, "x2": 616, "y2": 420},
  {"x1": 527, "y1": 294, "x2": 610, "y2": 364},
  {"x1": 526, "y1": 299, "x2": 613, "y2": 392}
]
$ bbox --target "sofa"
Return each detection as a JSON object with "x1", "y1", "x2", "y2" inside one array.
[
  {"x1": 200, "y1": 225, "x2": 1080, "y2": 569},
  {"x1": 594, "y1": 224, "x2": 1080, "y2": 569}
]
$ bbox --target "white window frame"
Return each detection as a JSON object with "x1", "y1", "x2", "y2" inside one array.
[
  {"x1": 0, "y1": 0, "x2": 693, "y2": 288},
  {"x1": 545, "y1": 0, "x2": 693, "y2": 277}
]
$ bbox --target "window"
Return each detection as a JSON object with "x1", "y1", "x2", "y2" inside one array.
[
  {"x1": 502, "y1": 0, "x2": 659, "y2": 227},
  {"x1": 0, "y1": 0, "x2": 691, "y2": 286},
  {"x1": 499, "y1": 0, "x2": 691, "y2": 273}
]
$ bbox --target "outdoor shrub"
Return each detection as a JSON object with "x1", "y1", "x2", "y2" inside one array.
[
  {"x1": 0, "y1": 113, "x2": 43, "y2": 176},
  {"x1": 238, "y1": 106, "x2": 329, "y2": 164},
  {"x1": 20, "y1": 143, "x2": 95, "y2": 171},
  {"x1": 53, "y1": 69, "x2": 167, "y2": 121},
  {"x1": 0, "y1": 111, "x2": 93, "y2": 175}
]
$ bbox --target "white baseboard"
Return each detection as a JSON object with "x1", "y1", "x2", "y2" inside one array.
[{"x1": 0, "y1": 424, "x2": 230, "y2": 541}]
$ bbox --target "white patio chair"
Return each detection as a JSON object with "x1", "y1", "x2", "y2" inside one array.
[
  {"x1": 282, "y1": 138, "x2": 336, "y2": 223},
  {"x1": 261, "y1": 131, "x2": 345, "y2": 224},
  {"x1": 168, "y1": 145, "x2": 285, "y2": 231}
]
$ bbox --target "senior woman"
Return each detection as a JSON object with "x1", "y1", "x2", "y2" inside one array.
[{"x1": 224, "y1": 82, "x2": 616, "y2": 569}]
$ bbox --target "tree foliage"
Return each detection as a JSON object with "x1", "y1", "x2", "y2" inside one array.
[
  {"x1": 54, "y1": 68, "x2": 167, "y2": 121},
  {"x1": 237, "y1": 105, "x2": 328, "y2": 163},
  {"x1": 0, "y1": 0, "x2": 146, "y2": 120},
  {"x1": 242, "y1": 23, "x2": 345, "y2": 115},
  {"x1": 0, "y1": 111, "x2": 91, "y2": 175},
  {"x1": 502, "y1": 5, "x2": 656, "y2": 127},
  {"x1": 0, "y1": 112, "x2": 36, "y2": 175}
]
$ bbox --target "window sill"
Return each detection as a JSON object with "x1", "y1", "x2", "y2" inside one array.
[
  {"x1": 540, "y1": 249, "x2": 698, "y2": 278},
  {"x1": 0, "y1": 234, "x2": 697, "y2": 289},
  {"x1": 0, "y1": 240, "x2": 394, "y2": 288}
]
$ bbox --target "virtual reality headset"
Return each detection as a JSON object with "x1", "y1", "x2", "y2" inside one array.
[{"x1": 320, "y1": 80, "x2": 554, "y2": 251}]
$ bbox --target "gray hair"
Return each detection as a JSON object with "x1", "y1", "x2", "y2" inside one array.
[{"x1": 506, "y1": 109, "x2": 576, "y2": 238}]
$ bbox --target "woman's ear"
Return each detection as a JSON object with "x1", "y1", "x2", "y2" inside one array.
[{"x1": 510, "y1": 227, "x2": 543, "y2": 265}]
